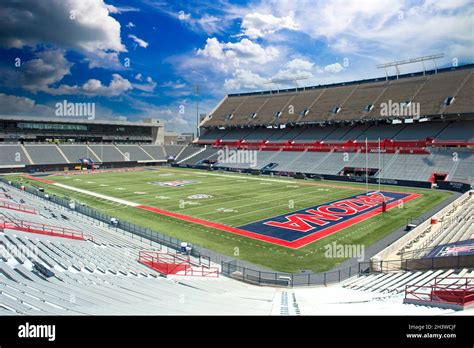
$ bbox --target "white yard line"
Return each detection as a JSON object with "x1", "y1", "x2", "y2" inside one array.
[
  {"x1": 203, "y1": 188, "x2": 357, "y2": 223},
  {"x1": 54, "y1": 183, "x2": 139, "y2": 207}
]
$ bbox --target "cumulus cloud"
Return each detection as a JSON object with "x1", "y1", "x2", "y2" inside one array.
[
  {"x1": 0, "y1": 0, "x2": 126, "y2": 68},
  {"x1": 126, "y1": 22, "x2": 135, "y2": 28},
  {"x1": 48, "y1": 74, "x2": 133, "y2": 97},
  {"x1": 15, "y1": 50, "x2": 73, "y2": 93},
  {"x1": 324, "y1": 62, "x2": 344, "y2": 73},
  {"x1": 285, "y1": 58, "x2": 314, "y2": 71},
  {"x1": 0, "y1": 93, "x2": 53, "y2": 116},
  {"x1": 259, "y1": 0, "x2": 473, "y2": 60},
  {"x1": 224, "y1": 69, "x2": 268, "y2": 91},
  {"x1": 197, "y1": 37, "x2": 279, "y2": 66},
  {"x1": 128, "y1": 34, "x2": 149, "y2": 49},
  {"x1": 240, "y1": 11, "x2": 299, "y2": 39}
]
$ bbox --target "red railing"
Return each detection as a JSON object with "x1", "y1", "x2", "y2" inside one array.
[
  {"x1": 197, "y1": 138, "x2": 474, "y2": 152},
  {"x1": 0, "y1": 200, "x2": 38, "y2": 215},
  {"x1": 405, "y1": 276, "x2": 474, "y2": 307},
  {"x1": 138, "y1": 251, "x2": 191, "y2": 275},
  {"x1": 138, "y1": 251, "x2": 219, "y2": 277},
  {"x1": 0, "y1": 217, "x2": 93, "y2": 241}
]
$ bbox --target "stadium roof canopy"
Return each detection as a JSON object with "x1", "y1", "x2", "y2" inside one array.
[{"x1": 0, "y1": 114, "x2": 163, "y2": 128}]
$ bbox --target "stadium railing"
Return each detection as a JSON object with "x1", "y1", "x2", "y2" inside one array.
[
  {"x1": 220, "y1": 260, "x2": 359, "y2": 287},
  {"x1": 404, "y1": 276, "x2": 474, "y2": 309},
  {"x1": 0, "y1": 177, "x2": 214, "y2": 265},
  {"x1": 362, "y1": 254, "x2": 474, "y2": 273}
]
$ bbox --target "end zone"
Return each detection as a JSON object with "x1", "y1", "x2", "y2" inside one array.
[
  {"x1": 238, "y1": 191, "x2": 422, "y2": 248},
  {"x1": 20, "y1": 174, "x2": 422, "y2": 249}
]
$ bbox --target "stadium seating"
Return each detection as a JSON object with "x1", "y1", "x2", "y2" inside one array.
[
  {"x1": 209, "y1": 148, "x2": 473, "y2": 184},
  {"x1": 23, "y1": 144, "x2": 67, "y2": 165},
  {"x1": 396, "y1": 194, "x2": 473, "y2": 258},
  {"x1": 116, "y1": 145, "x2": 155, "y2": 161},
  {"x1": 436, "y1": 121, "x2": 474, "y2": 141},
  {"x1": 59, "y1": 144, "x2": 101, "y2": 163},
  {"x1": 162, "y1": 145, "x2": 184, "y2": 158},
  {"x1": 204, "y1": 66, "x2": 473, "y2": 127},
  {"x1": 139, "y1": 144, "x2": 167, "y2": 160},
  {"x1": 0, "y1": 182, "x2": 275, "y2": 315},
  {"x1": 175, "y1": 146, "x2": 205, "y2": 162},
  {"x1": 88, "y1": 145, "x2": 127, "y2": 162},
  {"x1": 0, "y1": 170, "x2": 471, "y2": 316},
  {"x1": 0, "y1": 144, "x2": 31, "y2": 166},
  {"x1": 179, "y1": 147, "x2": 219, "y2": 165},
  {"x1": 343, "y1": 268, "x2": 473, "y2": 294}
]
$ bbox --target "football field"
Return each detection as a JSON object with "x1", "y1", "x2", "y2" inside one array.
[{"x1": 10, "y1": 167, "x2": 452, "y2": 272}]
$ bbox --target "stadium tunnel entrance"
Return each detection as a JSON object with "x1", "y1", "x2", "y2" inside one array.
[{"x1": 340, "y1": 167, "x2": 379, "y2": 178}]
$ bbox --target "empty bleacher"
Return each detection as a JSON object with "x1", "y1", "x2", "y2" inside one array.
[
  {"x1": 58, "y1": 144, "x2": 101, "y2": 163},
  {"x1": 179, "y1": 147, "x2": 219, "y2": 165},
  {"x1": 0, "y1": 182, "x2": 275, "y2": 315},
  {"x1": 116, "y1": 145, "x2": 154, "y2": 161},
  {"x1": 0, "y1": 144, "x2": 31, "y2": 166},
  {"x1": 24, "y1": 144, "x2": 67, "y2": 165},
  {"x1": 88, "y1": 145, "x2": 127, "y2": 162},
  {"x1": 162, "y1": 145, "x2": 184, "y2": 158},
  {"x1": 203, "y1": 65, "x2": 473, "y2": 127},
  {"x1": 175, "y1": 146, "x2": 205, "y2": 162}
]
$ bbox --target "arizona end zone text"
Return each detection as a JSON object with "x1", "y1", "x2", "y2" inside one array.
[{"x1": 239, "y1": 191, "x2": 421, "y2": 248}]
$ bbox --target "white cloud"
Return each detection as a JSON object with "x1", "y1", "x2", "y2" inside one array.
[
  {"x1": 259, "y1": 0, "x2": 473, "y2": 61},
  {"x1": 128, "y1": 34, "x2": 149, "y2": 49},
  {"x1": 6, "y1": 50, "x2": 73, "y2": 93},
  {"x1": 126, "y1": 22, "x2": 135, "y2": 28},
  {"x1": 224, "y1": 69, "x2": 268, "y2": 91},
  {"x1": 0, "y1": 93, "x2": 53, "y2": 116},
  {"x1": 285, "y1": 58, "x2": 314, "y2": 71},
  {"x1": 240, "y1": 11, "x2": 298, "y2": 39},
  {"x1": 127, "y1": 96, "x2": 199, "y2": 133},
  {"x1": 197, "y1": 37, "x2": 279, "y2": 66},
  {"x1": 48, "y1": 74, "x2": 133, "y2": 97},
  {"x1": 324, "y1": 63, "x2": 344, "y2": 73},
  {"x1": 0, "y1": 0, "x2": 126, "y2": 68},
  {"x1": 135, "y1": 73, "x2": 143, "y2": 81},
  {"x1": 132, "y1": 76, "x2": 156, "y2": 93},
  {"x1": 196, "y1": 15, "x2": 223, "y2": 35},
  {"x1": 161, "y1": 81, "x2": 187, "y2": 89}
]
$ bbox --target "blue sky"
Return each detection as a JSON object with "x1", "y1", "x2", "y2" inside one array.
[{"x1": 0, "y1": 0, "x2": 472, "y2": 134}]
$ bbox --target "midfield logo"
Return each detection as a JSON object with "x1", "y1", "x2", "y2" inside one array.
[{"x1": 147, "y1": 180, "x2": 199, "y2": 187}]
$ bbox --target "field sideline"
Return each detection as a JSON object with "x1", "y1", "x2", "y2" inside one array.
[{"x1": 6, "y1": 167, "x2": 452, "y2": 272}]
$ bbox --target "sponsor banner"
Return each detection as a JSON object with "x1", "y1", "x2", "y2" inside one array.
[
  {"x1": 437, "y1": 181, "x2": 472, "y2": 193},
  {"x1": 426, "y1": 239, "x2": 474, "y2": 258},
  {"x1": 239, "y1": 191, "x2": 420, "y2": 247},
  {"x1": 147, "y1": 180, "x2": 199, "y2": 187}
]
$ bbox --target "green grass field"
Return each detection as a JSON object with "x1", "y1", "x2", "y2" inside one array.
[{"x1": 7, "y1": 167, "x2": 452, "y2": 273}]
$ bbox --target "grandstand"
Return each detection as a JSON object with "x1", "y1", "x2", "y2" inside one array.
[
  {"x1": 183, "y1": 65, "x2": 474, "y2": 186},
  {"x1": 0, "y1": 63, "x2": 473, "y2": 317},
  {"x1": 202, "y1": 65, "x2": 473, "y2": 127},
  {"x1": 0, "y1": 181, "x2": 472, "y2": 315}
]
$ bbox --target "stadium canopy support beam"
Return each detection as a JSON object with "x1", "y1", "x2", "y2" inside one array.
[{"x1": 377, "y1": 53, "x2": 445, "y2": 80}]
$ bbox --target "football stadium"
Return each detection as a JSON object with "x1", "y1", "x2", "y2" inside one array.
[{"x1": 0, "y1": 0, "x2": 472, "y2": 345}]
